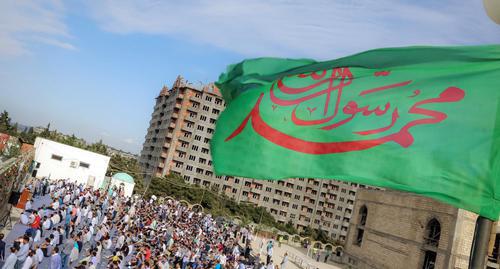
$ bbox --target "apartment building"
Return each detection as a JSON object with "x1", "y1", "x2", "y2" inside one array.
[{"x1": 139, "y1": 76, "x2": 360, "y2": 242}]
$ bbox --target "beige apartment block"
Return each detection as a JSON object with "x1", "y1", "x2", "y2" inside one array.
[
  {"x1": 139, "y1": 76, "x2": 362, "y2": 242},
  {"x1": 343, "y1": 189, "x2": 500, "y2": 269}
]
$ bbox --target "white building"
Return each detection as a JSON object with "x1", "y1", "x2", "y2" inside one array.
[{"x1": 34, "y1": 137, "x2": 110, "y2": 188}]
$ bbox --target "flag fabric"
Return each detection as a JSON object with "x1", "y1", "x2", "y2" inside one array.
[{"x1": 211, "y1": 45, "x2": 500, "y2": 220}]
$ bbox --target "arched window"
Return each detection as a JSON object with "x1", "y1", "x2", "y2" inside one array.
[
  {"x1": 422, "y1": 218, "x2": 440, "y2": 269},
  {"x1": 354, "y1": 205, "x2": 368, "y2": 246},
  {"x1": 425, "y1": 218, "x2": 441, "y2": 247}
]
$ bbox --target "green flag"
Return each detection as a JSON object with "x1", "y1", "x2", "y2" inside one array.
[{"x1": 212, "y1": 45, "x2": 500, "y2": 220}]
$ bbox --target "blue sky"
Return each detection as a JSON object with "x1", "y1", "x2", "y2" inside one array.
[{"x1": 1, "y1": 0, "x2": 499, "y2": 153}]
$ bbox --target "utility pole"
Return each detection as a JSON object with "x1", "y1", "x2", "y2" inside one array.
[{"x1": 469, "y1": 216, "x2": 494, "y2": 269}]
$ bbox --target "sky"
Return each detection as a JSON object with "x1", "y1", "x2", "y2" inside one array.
[{"x1": 0, "y1": 0, "x2": 499, "y2": 153}]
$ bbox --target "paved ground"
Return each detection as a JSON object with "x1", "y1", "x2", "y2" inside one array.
[
  {"x1": 0, "y1": 194, "x2": 52, "y2": 268},
  {"x1": 0, "y1": 194, "x2": 107, "y2": 269},
  {"x1": 251, "y1": 237, "x2": 344, "y2": 269}
]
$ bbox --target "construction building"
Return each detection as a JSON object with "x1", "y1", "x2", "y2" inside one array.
[{"x1": 139, "y1": 76, "x2": 360, "y2": 241}]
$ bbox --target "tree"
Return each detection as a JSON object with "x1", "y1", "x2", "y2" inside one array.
[
  {"x1": 0, "y1": 110, "x2": 15, "y2": 135},
  {"x1": 19, "y1": 127, "x2": 36, "y2": 144},
  {"x1": 87, "y1": 140, "x2": 108, "y2": 155},
  {"x1": 40, "y1": 123, "x2": 51, "y2": 138}
]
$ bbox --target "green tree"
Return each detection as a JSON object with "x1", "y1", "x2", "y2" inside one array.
[
  {"x1": 19, "y1": 127, "x2": 36, "y2": 144},
  {"x1": 40, "y1": 123, "x2": 51, "y2": 138},
  {"x1": 0, "y1": 110, "x2": 15, "y2": 135},
  {"x1": 87, "y1": 139, "x2": 108, "y2": 155}
]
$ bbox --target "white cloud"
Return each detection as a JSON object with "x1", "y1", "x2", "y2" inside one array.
[
  {"x1": 85, "y1": 0, "x2": 500, "y2": 59},
  {"x1": 123, "y1": 138, "x2": 136, "y2": 144},
  {"x1": 0, "y1": 0, "x2": 75, "y2": 57}
]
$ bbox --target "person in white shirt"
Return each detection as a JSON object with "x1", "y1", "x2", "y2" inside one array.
[
  {"x1": 16, "y1": 237, "x2": 30, "y2": 268},
  {"x1": 267, "y1": 260, "x2": 274, "y2": 269},
  {"x1": 35, "y1": 245, "x2": 44, "y2": 265},
  {"x1": 25, "y1": 200, "x2": 32, "y2": 211},
  {"x1": 3, "y1": 247, "x2": 18, "y2": 269},
  {"x1": 21, "y1": 250, "x2": 34, "y2": 269},
  {"x1": 51, "y1": 200, "x2": 59, "y2": 210},
  {"x1": 20, "y1": 213, "x2": 29, "y2": 226}
]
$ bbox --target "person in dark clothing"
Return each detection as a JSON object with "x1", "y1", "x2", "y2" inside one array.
[{"x1": 0, "y1": 233, "x2": 5, "y2": 260}]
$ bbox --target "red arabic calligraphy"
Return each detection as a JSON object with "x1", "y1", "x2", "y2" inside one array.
[{"x1": 225, "y1": 68, "x2": 465, "y2": 154}]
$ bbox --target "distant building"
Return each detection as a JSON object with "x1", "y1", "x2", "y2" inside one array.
[
  {"x1": 139, "y1": 76, "x2": 360, "y2": 241},
  {"x1": 343, "y1": 189, "x2": 500, "y2": 269},
  {"x1": 106, "y1": 146, "x2": 138, "y2": 159},
  {"x1": 33, "y1": 137, "x2": 110, "y2": 188}
]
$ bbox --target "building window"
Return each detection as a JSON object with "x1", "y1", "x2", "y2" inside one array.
[
  {"x1": 422, "y1": 251, "x2": 437, "y2": 269},
  {"x1": 192, "y1": 145, "x2": 199, "y2": 151},
  {"x1": 186, "y1": 165, "x2": 193, "y2": 171},
  {"x1": 207, "y1": 128, "x2": 214, "y2": 134},
  {"x1": 189, "y1": 155, "x2": 196, "y2": 161},
  {"x1": 196, "y1": 168, "x2": 204, "y2": 174},
  {"x1": 354, "y1": 205, "x2": 368, "y2": 246},
  {"x1": 210, "y1": 118, "x2": 217, "y2": 124},
  {"x1": 203, "y1": 105, "x2": 209, "y2": 111},
  {"x1": 212, "y1": 108, "x2": 220, "y2": 115},
  {"x1": 215, "y1": 98, "x2": 223, "y2": 105},
  {"x1": 424, "y1": 218, "x2": 441, "y2": 247},
  {"x1": 79, "y1": 162, "x2": 90, "y2": 168},
  {"x1": 195, "y1": 135, "x2": 201, "y2": 141},
  {"x1": 204, "y1": 138, "x2": 210, "y2": 144},
  {"x1": 197, "y1": 125, "x2": 204, "y2": 131},
  {"x1": 200, "y1": 115, "x2": 207, "y2": 121},
  {"x1": 201, "y1": 148, "x2": 209, "y2": 154},
  {"x1": 360, "y1": 206, "x2": 368, "y2": 225},
  {"x1": 205, "y1": 96, "x2": 212, "y2": 102},
  {"x1": 199, "y1": 158, "x2": 206, "y2": 164},
  {"x1": 51, "y1": 154, "x2": 63, "y2": 161}
]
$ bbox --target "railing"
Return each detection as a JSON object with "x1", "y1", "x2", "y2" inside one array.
[{"x1": 288, "y1": 253, "x2": 317, "y2": 269}]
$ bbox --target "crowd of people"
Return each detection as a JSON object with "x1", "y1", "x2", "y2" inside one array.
[{"x1": 0, "y1": 178, "x2": 287, "y2": 269}]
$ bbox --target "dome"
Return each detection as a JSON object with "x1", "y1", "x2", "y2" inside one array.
[{"x1": 112, "y1": 172, "x2": 134, "y2": 184}]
